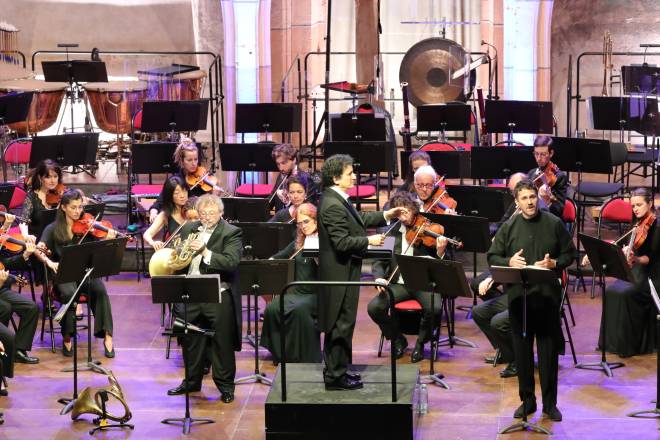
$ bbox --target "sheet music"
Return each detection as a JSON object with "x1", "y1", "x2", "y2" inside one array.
[{"x1": 649, "y1": 278, "x2": 660, "y2": 313}]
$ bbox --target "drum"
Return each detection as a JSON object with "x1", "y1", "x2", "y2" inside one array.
[
  {"x1": 0, "y1": 79, "x2": 67, "y2": 134},
  {"x1": 84, "y1": 81, "x2": 147, "y2": 134},
  {"x1": 138, "y1": 69, "x2": 206, "y2": 101}
]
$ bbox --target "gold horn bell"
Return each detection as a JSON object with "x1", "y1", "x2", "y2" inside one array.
[{"x1": 71, "y1": 371, "x2": 132, "y2": 423}]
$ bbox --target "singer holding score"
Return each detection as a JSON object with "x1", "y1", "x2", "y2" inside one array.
[
  {"x1": 318, "y1": 154, "x2": 408, "y2": 391},
  {"x1": 487, "y1": 180, "x2": 574, "y2": 422}
]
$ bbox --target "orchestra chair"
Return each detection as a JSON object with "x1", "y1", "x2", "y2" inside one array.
[
  {"x1": 3, "y1": 138, "x2": 31, "y2": 183},
  {"x1": 623, "y1": 141, "x2": 658, "y2": 192},
  {"x1": 8, "y1": 186, "x2": 26, "y2": 210},
  {"x1": 560, "y1": 199, "x2": 577, "y2": 326},
  {"x1": 560, "y1": 269, "x2": 578, "y2": 365},
  {"x1": 235, "y1": 182, "x2": 274, "y2": 198}
]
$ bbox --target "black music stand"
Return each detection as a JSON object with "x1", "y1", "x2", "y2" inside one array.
[
  {"x1": 0, "y1": 91, "x2": 33, "y2": 180},
  {"x1": 218, "y1": 143, "x2": 278, "y2": 197},
  {"x1": 0, "y1": 184, "x2": 14, "y2": 208},
  {"x1": 627, "y1": 278, "x2": 660, "y2": 419},
  {"x1": 29, "y1": 133, "x2": 99, "y2": 170},
  {"x1": 576, "y1": 233, "x2": 634, "y2": 377},
  {"x1": 221, "y1": 197, "x2": 270, "y2": 223},
  {"x1": 235, "y1": 259, "x2": 294, "y2": 386},
  {"x1": 400, "y1": 150, "x2": 470, "y2": 180},
  {"x1": 141, "y1": 100, "x2": 209, "y2": 136},
  {"x1": 151, "y1": 275, "x2": 220, "y2": 435},
  {"x1": 329, "y1": 113, "x2": 386, "y2": 141},
  {"x1": 622, "y1": 65, "x2": 660, "y2": 95},
  {"x1": 417, "y1": 104, "x2": 472, "y2": 143},
  {"x1": 56, "y1": 238, "x2": 128, "y2": 415},
  {"x1": 588, "y1": 96, "x2": 659, "y2": 139},
  {"x1": 470, "y1": 147, "x2": 536, "y2": 180},
  {"x1": 485, "y1": 100, "x2": 554, "y2": 142},
  {"x1": 489, "y1": 265, "x2": 559, "y2": 436},
  {"x1": 235, "y1": 103, "x2": 302, "y2": 138},
  {"x1": 445, "y1": 185, "x2": 513, "y2": 222},
  {"x1": 396, "y1": 255, "x2": 472, "y2": 390}
]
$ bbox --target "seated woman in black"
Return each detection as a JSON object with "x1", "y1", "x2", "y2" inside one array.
[
  {"x1": 268, "y1": 175, "x2": 310, "y2": 223},
  {"x1": 39, "y1": 189, "x2": 117, "y2": 358},
  {"x1": 261, "y1": 202, "x2": 321, "y2": 363},
  {"x1": 143, "y1": 176, "x2": 192, "y2": 250},
  {"x1": 21, "y1": 159, "x2": 63, "y2": 240},
  {"x1": 587, "y1": 188, "x2": 660, "y2": 357}
]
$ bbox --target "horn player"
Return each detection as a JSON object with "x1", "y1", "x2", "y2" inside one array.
[{"x1": 166, "y1": 194, "x2": 243, "y2": 404}]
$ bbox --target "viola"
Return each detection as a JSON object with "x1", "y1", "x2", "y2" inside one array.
[
  {"x1": 45, "y1": 183, "x2": 67, "y2": 207},
  {"x1": 422, "y1": 185, "x2": 458, "y2": 214},
  {"x1": 404, "y1": 215, "x2": 462, "y2": 249},
  {"x1": 0, "y1": 232, "x2": 52, "y2": 267},
  {"x1": 0, "y1": 262, "x2": 27, "y2": 287},
  {"x1": 0, "y1": 205, "x2": 30, "y2": 225},
  {"x1": 533, "y1": 162, "x2": 559, "y2": 204},
  {"x1": 72, "y1": 213, "x2": 133, "y2": 241},
  {"x1": 186, "y1": 166, "x2": 220, "y2": 193},
  {"x1": 633, "y1": 212, "x2": 656, "y2": 250}
]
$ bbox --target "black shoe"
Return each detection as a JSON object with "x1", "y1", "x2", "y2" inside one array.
[
  {"x1": 221, "y1": 391, "x2": 234, "y2": 403},
  {"x1": 499, "y1": 363, "x2": 517, "y2": 378},
  {"x1": 104, "y1": 343, "x2": 115, "y2": 359},
  {"x1": 167, "y1": 381, "x2": 202, "y2": 395},
  {"x1": 410, "y1": 342, "x2": 424, "y2": 363},
  {"x1": 203, "y1": 365, "x2": 210, "y2": 375},
  {"x1": 543, "y1": 406, "x2": 562, "y2": 422},
  {"x1": 393, "y1": 335, "x2": 408, "y2": 359},
  {"x1": 62, "y1": 342, "x2": 73, "y2": 358},
  {"x1": 325, "y1": 375, "x2": 363, "y2": 391},
  {"x1": 513, "y1": 401, "x2": 537, "y2": 419},
  {"x1": 346, "y1": 372, "x2": 361, "y2": 381},
  {"x1": 15, "y1": 350, "x2": 39, "y2": 364},
  {"x1": 484, "y1": 355, "x2": 496, "y2": 364},
  {"x1": 0, "y1": 388, "x2": 7, "y2": 397}
]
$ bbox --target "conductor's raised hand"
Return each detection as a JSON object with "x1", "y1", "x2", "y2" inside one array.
[
  {"x1": 368, "y1": 233, "x2": 385, "y2": 247},
  {"x1": 534, "y1": 253, "x2": 556, "y2": 269},
  {"x1": 374, "y1": 277, "x2": 388, "y2": 293},
  {"x1": 384, "y1": 206, "x2": 409, "y2": 222},
  {"x1": 509, "y1": 249, "x2": 526, "y2": 268}
]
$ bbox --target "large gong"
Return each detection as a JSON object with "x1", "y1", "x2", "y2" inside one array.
[{"x1": 399, "y1": 37, "x2": 470, "y2": 107}]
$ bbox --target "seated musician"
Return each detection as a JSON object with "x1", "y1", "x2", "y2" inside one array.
[
  {"x1": 167, "y1": 194, "x2": 242, "y2": 404},
  {"x1": 261, "y1": 202, "x2": 321, "y2": 363},
  {"x1": 22, "y1": 159, "x2": 64, "y2": 240},
  {"x1": 527, "y1": 135, "x2": 568, "y2": 218},
  {"x1": 268, "y1": 175, "x2": 310, "y2": 223},
  {"x1": 149, "y1": 136, "x2": 222, "y2": 223},
  {"x1": 399, "y1": 150, "x2": 431, "y2": 194},
  {"x1": 0, "y1": 213, "x2": 40, "y2": 370},
  {"x1": 270, "y1": 143, "x2": 311, "y2": 211},
  {"x1": 143, "y1": 176, "x2": 191, "y2": 250},
  {"x1": 367, "y1": 192, "x2": 448, "y2": 363},
  {"x1": 39, "y1": 189, "x2": 116, "y2": 358},
  {"x1": 583, "y1": 188, "x2": 659, "y2": 357},
  {"x1": 412, "y1": 165, "x2": 457, "y2": 215}
]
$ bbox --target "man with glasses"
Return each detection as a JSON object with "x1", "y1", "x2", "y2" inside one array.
[
  {"x1": 167, "y1": 194, "x2": 243, "y2": 404},
  {"x1": 413, "y1": 165, "x2": 457, "y2": 215},
  {"x1": 527, "y1": 136, "x2": 568, "y2": 218}
]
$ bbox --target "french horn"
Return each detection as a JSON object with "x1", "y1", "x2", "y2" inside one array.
[{"x1": 71, "y1": 371, "x2": 132, "y2": 423}]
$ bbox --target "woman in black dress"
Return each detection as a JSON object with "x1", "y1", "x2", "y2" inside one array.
[
  {"x1": 261, "y1": 202, "x2": 321, "y2": 363},
  {"x1": 268, "y1": 175, "x2": 309, "y2": 223},
  {"x1": 143, "y1": 176, "x2": 191, "y2": 249},
  {"x1": 597, "y1": 188, "x2": 660, "y2": 357},
  {"x1": 21, "y1": 159, "x2": 63, "y2": 240},
  {"x1": 39, "y1": 189, "x2": 117, "y2": 358}
]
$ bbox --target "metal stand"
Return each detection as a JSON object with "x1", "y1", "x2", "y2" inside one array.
[
  {"x1": 424, "y1": 288, "x2": 450, "y2": 390},
  {"x1": 234, "y1": 284, "x2": 272, "y2": 386}
]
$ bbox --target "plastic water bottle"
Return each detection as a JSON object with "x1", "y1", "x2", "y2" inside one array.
[{"x1": 418, "y1": 384, "x2": 428, "y2": 415}]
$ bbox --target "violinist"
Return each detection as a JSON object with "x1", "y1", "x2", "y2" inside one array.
[
  {"x1": 261, "y1": 202, "x2": 321, "y2": 363},
  {"x1": 268, "y1": 175, "x2": 310, "y2": 223},
  {"x1": 413, "y1": 165, "x2": 457, "y2": 215},
  {"x1": 367, "y1": 192, "x2": 448, "y2": 364},
  {"x1": 149, "y1": 136, "x2": 221, "y2": 223},
  {"x1": 588, "y1": 188, "x2": 660, "y2": 357},
  {"x1": 527, "y1": 136, "x2": 568, "y2": 218},
  {"x1": 21, "y1": 159, "x2": 64, "y2": 239},
  {"x1": 143, "y1": 176, "x2": 191, "y2": 250},
  {"x1": 39, "y1": 189, "x2": 116, "y2": 358},
  {"x1": 269, "y1": 143, "x2": 310, "y2": 211}
]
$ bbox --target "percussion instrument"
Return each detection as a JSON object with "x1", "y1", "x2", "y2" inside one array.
[
  {"x1": 84, "y1": 81, "x2": 147, "y2": 134},
  {"x1": 0, "y1": 79, "x2": 66, "y2": 133},
  {"x1": 138, "y1": 69, "x2": 206, "y2": 101}
]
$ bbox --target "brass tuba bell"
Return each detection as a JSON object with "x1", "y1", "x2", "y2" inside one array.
[{"x1": 71, "y1": 371, "x2": 132, "y2": 423}]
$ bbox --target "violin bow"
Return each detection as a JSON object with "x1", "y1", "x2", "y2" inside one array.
[{"x1": 77, "y1": 212, "x2": 102, "y2": 245}]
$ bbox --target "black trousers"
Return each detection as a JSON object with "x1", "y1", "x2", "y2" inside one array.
[
  {"x1": 367, "y1": 283, "x2": 442, "y2": 344},
  {"x1": 56, "y1": 278, "x2": 113, "y2": 339},
  {"x1": 472, "y1": 293, "x2": 513, "y2": 362},
  {"x1": 175, "y1": 291, "x2": 237, "y2": 393},
  {"x1": 0, "y1": 323, "x2": 15, "y2": 378},
  {"x1": 0, "y1": 288, "x2": 39, "y2": 352},
  {"x1": 323, "y1": 288, "x2": 359, "y2": 382},
  {"x1": 509, "y1": 294, "x2": 560, "y2": 409}
]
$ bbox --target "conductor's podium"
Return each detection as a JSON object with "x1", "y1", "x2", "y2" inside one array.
[{"x1": 265, "y1": 363, "x2": 420, "y2": 439}]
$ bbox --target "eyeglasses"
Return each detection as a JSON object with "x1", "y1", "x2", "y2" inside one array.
[
  {"x1": 297, "y1": 219, "x2": 313, "y2": 226},
  {"x1": 533, "y1": 152, "x2": 549, "y2": 158},
  {"x1": 199, "y1": 210, "x2": 221, "y2": 217},
  {"x1": 414, "y1": 183, "x2": 435, "y2": 190}
]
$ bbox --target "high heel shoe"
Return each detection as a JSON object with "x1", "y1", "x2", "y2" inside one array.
[
  {"x1": 62, "y1": 342, "x2": 73, "y2": 357},
  {"x1": 103, "y1": 341, "x2": 115, "y2": 358}
]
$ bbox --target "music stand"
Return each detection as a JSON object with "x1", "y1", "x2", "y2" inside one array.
[
  {"x1": 235, "y1": 103, "x2": 302, "y2": 138},
  {"x1": 141, "y1": 100, "x2": 209, "y2": 134},
  {"x1": 29, "y1": 133, "x2": 99, "y2": 169},
  {"x1": 470, "y1": 147, "x2": 537, "y2": 180},
  {"x1": 329, "y1": 113, "x2": 386, "y2": 141},
  {"x1": 622, "y1": 65, "x2": 660, "y2": 95},
  {"x1": 221, "y1": 197, "x2": 270, "y2": 223},
  {"x1": 489, "y1": 265, "x2": 559, "y2": 436},
  {"x1": 151, "y1": 275, "x2": 221, "y2": 434},
  {"x1": 56, "y1": 238, "x2": 128, "y2": 415},
  {"x1": 576, "y1": 233, "x2": 634, "y2": 377},
  {"x1": 235, "y1": 259, "x2": 294, "y2": 386},
  {"x1": 0, "y1": 184, "x2": 15, "y2": 208},
  {"x1": 485, "y1": 100, "x2": 554, "y2": 142},
  {"x1": 416, "y1": 104, "x2": 472, "y2": 143},
  {"x1": 0, "y1": 92, "x2": 33, "y2": 180},
  {"x1": 218, "y1": 143, "x2": 278, "y2": 197},
  {"x1": 588, "y1": 96, "x2": 659, "y2": 139},
  {"x1": 400, "y1": 150, "x2": 470, "y2": 180},
  {"x1": 445, "y1": 185, "x2": 513, "y2": 222},
  {"x1": 627, "y1": 278, "x2": 660, "y2": 419},
  {"x1": 396, "y1": 255, "x2": 472, "y2": 390}
]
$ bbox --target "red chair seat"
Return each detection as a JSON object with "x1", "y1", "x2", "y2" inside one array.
[
  {"x1": 131, "y1": 184, "x2": 163, "y2": 197},
  {"x1": 9, "y1": 186, "x2": 26, "y2": 209},
  {"x1": 421, "y1": 142, "x2": 456, "y2": 152},
  {"x1": 454, "y1": 143, "x2": 473, "y2": 151},
  {"x1": 235, "y1": 183, "x2": 274, "y2": 197},
  {"x1": 133, "y1": 109, "x2": 143, "y2": 131},
  {"x1": 487, "y1": 183, "x2": 506, "y2": 188},
  {"x1": 4, "y1": 139, "x2": 32, "y2": 165},
  {"x1": 394, "y1": 299, "x2": 422, "y2": 311},
  {"x1": 346, "y1": 185, "x2": 376, "y2": 198}
]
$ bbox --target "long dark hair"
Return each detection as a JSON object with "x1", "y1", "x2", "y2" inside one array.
[
  {"x1": 162, "y1": 176, "x2": 188, "y2": 216},
  {"x1": 29, "y1": 159, "x2": 62, "y2": 192},
  {"x1": 53, "y1": 189, "x2": 84, "y2": 244}
]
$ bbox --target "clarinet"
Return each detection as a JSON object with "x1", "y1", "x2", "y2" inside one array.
[{"x1": 400, "y1": 82, "x2": 412, "y2": 151}]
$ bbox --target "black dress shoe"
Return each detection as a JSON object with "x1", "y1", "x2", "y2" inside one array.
[
  {"x1": 484, "y1": 355, "x2": 496, "y2": 364},
  {"x1": 543, "y1": 406, "x2": 562, "y2": 422},
  {"x1": 499, "y1": 363, "x2": 517, "y2": 378},
  {"x1": 15, "y1": 350, "x2": 39, "y2": 364},
  {"x1": 325, "y1": 375, "x2": 363, "y2": 391},
  {"x1": 346, "y1": 372, "x2": 361, "y2": 381},
  {"x1": 410, "y1": 342, "x2": 424, "y2": 363},
  {"x1": 62, "y1": 342, "x2": 73, "y2": 358},
  {"x1": 167, "y1": 381, "x2": 202, "y2": 395},
  {"x1": 513, "y1": 401, "x2": 537, "y2": 419},
  {"x1": 0, "y1": 388, "x2": 7, "y2": 397},
  {"x1": 393, "y1": 335, "x2": 408, "y2": 359},
  {"x1": 103, "y1": 342, "x2": 115, "y2": 359},
  {"x1": 221, "y1": 391, "x2": 234, "y2": 403}
]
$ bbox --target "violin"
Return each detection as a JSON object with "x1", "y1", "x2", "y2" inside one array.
[
  {"x1": 0, "y1": 262, "x2": 27, "y2": 287},
  {"x1": 533, "y1": 162, "x2": 559, "y2": 203},
  {"x1": 45, "y1": 183, "x2": 67, "y2": 207},
  {"x1": 632, "y1": 212, "x2": 656, "y2": 250},
  {"x1": 71, "y1": 213, "x2": 133, "y2": 242},
  {"x1": 404, "y1": 215, "x2": 462, "y2": 249},
  {"x1": 0, "y1": 205, "x2": 30, "y2": 225},
  {"x1": 422, "y1": 184, "x2": 458, "y2": 214},
  {"x1": 186, "y1": 166, "x2": 221, "y2": 193}
]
